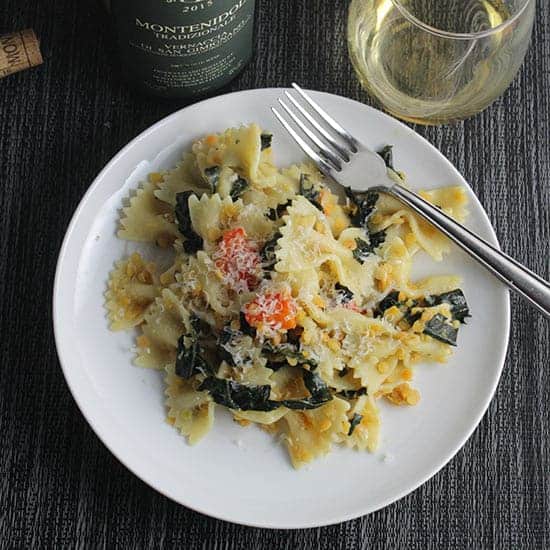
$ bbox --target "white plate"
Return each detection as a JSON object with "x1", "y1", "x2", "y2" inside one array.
[{"x1": 53, "y1": 88, "x2": 510, "y2": 529}]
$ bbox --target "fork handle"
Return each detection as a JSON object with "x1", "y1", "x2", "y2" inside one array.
[{"x1": 375, "y1": 183, "x2": 550, "y2": 319}]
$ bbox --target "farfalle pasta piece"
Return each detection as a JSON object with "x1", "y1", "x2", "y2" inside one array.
[
  {"x1": 119, "y1": 181, "x2": 179, "y2": 248},
  {"x1": 165, "y1": 365, "x2": 215, "y2": 445},
  {"x1": 154, "y1": 152, "x2": 206, "y2": 206},
  {"x1": 135, "y1": 288, "x2": 191, "y2": 369},
  {"x1": 105, "y1": 253, "x2": 158, "y2": 330},
  {"x1": 279, "y1": 397, "x2": 350, "y2": 468}
]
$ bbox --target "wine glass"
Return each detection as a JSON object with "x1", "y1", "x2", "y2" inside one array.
[{"x1": 348, "y1": 0, "x2": 536, "y2": 124}]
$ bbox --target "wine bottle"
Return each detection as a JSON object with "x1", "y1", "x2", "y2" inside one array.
[{"x1": 110, "y1": 0, "x2": 256, "y2": 99}]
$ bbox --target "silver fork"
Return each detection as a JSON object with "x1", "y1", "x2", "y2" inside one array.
[{"x1": 272, "y1": 83, "x2": 550, "y2": 319}]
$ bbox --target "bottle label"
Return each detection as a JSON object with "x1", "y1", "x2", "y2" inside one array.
[{"x1": 112, "y1": 0, "x2": 255, "y2": 97}]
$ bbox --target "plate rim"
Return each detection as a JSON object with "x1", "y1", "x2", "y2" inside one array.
[{"x1": 53, "y1": 87, "x2": 511, "y2": 529}]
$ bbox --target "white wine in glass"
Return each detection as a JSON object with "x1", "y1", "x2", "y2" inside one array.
[{"x1": 348, "y1": 0, "x2": 535, "y2": 124}]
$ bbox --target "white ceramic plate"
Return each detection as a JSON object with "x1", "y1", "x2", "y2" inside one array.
[{"x1": 54, "y1": 88, "x2": 510, "y2": 529}]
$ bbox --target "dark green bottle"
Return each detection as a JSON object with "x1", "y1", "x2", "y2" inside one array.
[{"x1": 110, "y1": 0, "x2": 256, "y2": 98}]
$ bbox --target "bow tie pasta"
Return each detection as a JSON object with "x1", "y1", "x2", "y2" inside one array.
[{"x1": 106, "y1": 124, "x2": 470, "y2": 468}]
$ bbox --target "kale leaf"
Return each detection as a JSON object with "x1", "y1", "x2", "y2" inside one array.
[
  {"x1": 368, "y1": 230, "x2": 387, "y2": 250},
  {"x1": 265, "y1": 361, "x2": 288, "y2": 371},
  {"x1": 404, "y1": 310, "x2": 422, "y2": 327},
  {"x1": 175, "y1": 334, "x2": 212, "y2": 379},
  {"x1": 375, "y1": 289, "x2": 469, "y2": 346},
  {"x1": 353, "y1": 231, "x2": 386, "y2": 264},
  {"x1": 425, "y1": 289, "x2": 470, "y2": 323},
  {"x1": 348, "y1": 413, "x2": 363, "y2": 436},
  {"x1": 239, "y1": 311, "x2": 256, "y2": 337},
  {"x1": 199, "y1": 368, "x2": 333, "y2": 412},
  {"x1": 217, "y1": 326, "x2": 248, "y2": 367},
  {"x1": 423, "y1": 313, "x2": 458, "y2": 346},
  {"x1": 204, "y1": 166, "x2": 220, "y2": 193},
  {"x1": 230, "y1": 176, "x2": 249, "y2": 201},
  {"x1": 175, "y1": 314, "x2": 214, "y2": 380},
  {"x1": 286, "y1": 326, "x2": 304, "y2": 347},
  {"x1": 189, "y1": 314, "x2": 210, "y2": 337},
  {"x1": 267, "y1": 200, "x2": 292, "y2": 221},
  {"x1": 337, "y1": 388, "x2": 367, "y2": 399},
  {"x1": 377, "y1": 145, "x2": 404, "y2": 181},
  {"x1": 280, "y1": 369, "x2": 332, "y2": 410},
  {"x1": 299, "y1": 174, "x2": 323, "y2": 211},
  {"x1": 378, "y1": 145, "x2": 395, "y2": 170},
  {"x1": 338, "y1": 367, "x2": 350, "y2": 378},
  {"x1": 262, "y1": 341, "x2": 318, "y2": 370},
  {"x1": 375, "y1": 291, "x2": 422, "y2": 326},
  {"x1": 376, "y1": 291, "x2": 401, "y2": 316},
  {"x1": 260, "y1": 232, "x2": 281, "y2": 272},
  {"x1": 175, "y1": 191, "x2": 204, "y2": 254},
  {"x1": 353, "y1": 238, "x2": 372, "y2": 264},
  {"x1": 261, "y1": 133, "x2": 273, "y2": 151},
  {"x1": 199, "y1": 378, "x2": 279, "y2": 411},
  {"x1": 345, "y1": 188, "x2": 386, "y2": 263},
  {"x1": 345, "y1": 187, "x2": 380, "y2": 230},
  {"x1": 335, "y1": 283, "x2": 354, "y2": 304}
]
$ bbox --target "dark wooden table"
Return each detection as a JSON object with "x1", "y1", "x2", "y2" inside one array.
[{"x1": 1, "y1": 1, "x2": 548, "y2": 547}]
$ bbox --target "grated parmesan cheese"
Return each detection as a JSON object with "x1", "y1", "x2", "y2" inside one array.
[{"x1": 212, "y1": 227, "x2": 261, "y2": 293}]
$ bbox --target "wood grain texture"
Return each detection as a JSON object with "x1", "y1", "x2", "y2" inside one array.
[{"x1": 0, "y1": 0, "x2": 548, "y2": 547}]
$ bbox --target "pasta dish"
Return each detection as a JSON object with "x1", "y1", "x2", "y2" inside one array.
[{"x1": 106, "y1": 124, "x2": 470, "y2": 468}]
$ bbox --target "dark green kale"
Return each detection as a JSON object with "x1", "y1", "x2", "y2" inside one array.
[
  {"x1": 353, "y1": 238, "x2": 372, "y2": 265},
  {"x1": 335, "y1": 283, "x2": 354, "y2": 304},
  {"x1": 377, "y1": 145, "x2": 405, "y2": 181},
  {"x1": 376, "y1": 291, "x2": 401, "y2": 316},
  {"x1": 239, "y1": 311, "x2": 256, "y2": 337},
  {"x1": 375, "y1": 289, "x2": 468, "y2": 345},
  {"x1": 423, "y1": 313, "x2": 458, "y2": 346},
  {"x1": 353, "y1": 231, "x2": 386, "y2": 264},
  {"x1": 260, "y1": 232, "x2": 281, "y2": 272},
  {"x1": 230, "y1": 176, "x2": 249, "y2": 201},
  {"x1": 189, "y1": 314, "x2": 202, "y2": 335},
  {"x1": 175, "y1": 315, "x2": 214, "y2": 379},
  {"x1": 198, "y1": 378, "x2": 279, "y2": 412},
  {"x1": 345, "y1": 187, "x2": 380, "y2": 230},
  {"x1": 348, "y1": 413, "x2": 363, "y2": 436},
  {"x1": 199, "y1": 368, "x2": 333, "y2": 412},
  {"x1": 175, "y1": 334, "x2": 212, "y2": 379},
  {"x1": 280, "y1": 369, "x2": 333, "y2": 410},
  {"x1": 204, "y1": 166, "x2": 220, "y2": 193},
  {"x1": 404, "y1": 310, "x2": 422, "y2": 327},
  {"x1": 299, "y1": 174, "x2": 323, "y2": 211},
  {"x1": 217, "y1": 326, "x2": 245, "y2": 367},
  {"x1": 189, "y1": 314, "x2": 210, "y2": 337},
  {"x1": 267, "y1": 200, "x2": 292, "y2": 221},
  {"x1": 262, "y1": 341, "x2": 317, "y2": 370},
  {"x1": 425, "y1": 289, "x2": 470, "y2": 323},
  {"x1": 346, "y1": 188, "x2": 386, "y2": 264},
  {"x1": 265, "y1": 361, "x2": 288, "y2": 371},
  {"x1": 375, "y1": 291, "x2": 421, "y2": 326},
  {"x1": 286, "y1": 326, "x2": 304, "y2": 347},
  {"x1": 175, "y1": 191, "x2": 204, "y2": 254},
  {"x1": 368, "y1": 230, "x2": 387, "y2": 251},
  {"x1": 260, "y1": 133, "x2": 273, "y2": 151},
  {"x1": 378, "y1": 145, "x2": 395, "y2": 170},
  {"x1": 337, "y1": 388, "x2": 367, "y2": 399}
]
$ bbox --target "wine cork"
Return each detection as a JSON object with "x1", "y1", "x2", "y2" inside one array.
[{"x1": 0, "y1": 29, "x2": 43, "y2": 79}]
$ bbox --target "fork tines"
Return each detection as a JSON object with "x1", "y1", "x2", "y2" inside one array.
[{"x1": 271, "y1": 83, "x2": 359, "y2": 176}]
